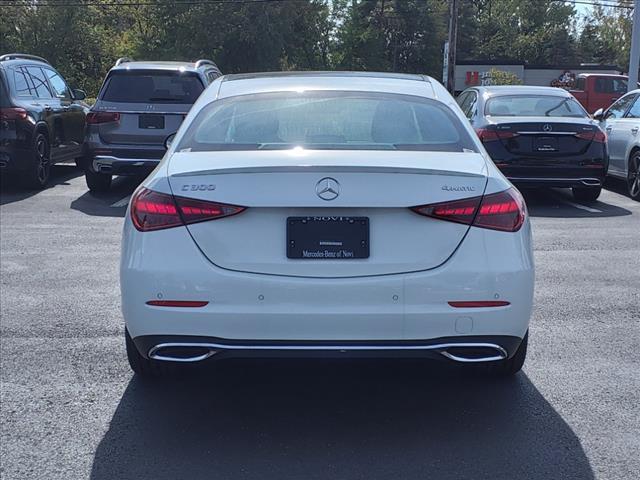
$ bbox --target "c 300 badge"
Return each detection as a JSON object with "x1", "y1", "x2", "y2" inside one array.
[{"x1": 181, "y1": 184, "x2": 216, "y2": 191}]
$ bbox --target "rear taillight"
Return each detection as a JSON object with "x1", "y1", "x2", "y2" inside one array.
[
  {"x1": 131, "y1": 188, "x2": 246, "y2": 232},
  {"x1": 475, "y1": 128, "x2": 519, "y2": 142},
  {"x1": 0, "y1": 107, "x2": 28, "y2": 121},
  {"x1": 411, "y1": 188, "x2": 526, "y2": 232},
  {"x1": 86, "y1": 111, "x2": 120, "y2": 124},
  {"x1": 575, "y1": 129, "x2": 606, "y2": 143}
]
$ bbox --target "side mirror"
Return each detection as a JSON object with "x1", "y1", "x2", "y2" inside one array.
[
  {"x1": 164, "y1": 132, "x2": 177, "y2": 150},
  {"x1": 72, "y1": 89, "x2": 86, "y2": 101},
  {"x1": 592, "y1": 108, "x2": 605, "y2": 121}
]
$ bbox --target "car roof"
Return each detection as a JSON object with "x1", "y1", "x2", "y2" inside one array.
[
  {"x1": 110, "y1": 61, "x2": 208, "y2": 73},
  {"x1": 471, "y1": 85, "x2": 572, "y2": 98},
  {"x1": 214, "y1": 71, "x2": 438, "y2": 101},
  {"x1": 0, "y1": 56, "x2": 50, "y2": 69},
  {"x1": 223, "y1": 71, "x2": 427, "y2": 82}
]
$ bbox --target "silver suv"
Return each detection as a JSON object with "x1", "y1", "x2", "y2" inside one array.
[{"x1": 83, "y1": 58, "x2": 221, "y2": 192}]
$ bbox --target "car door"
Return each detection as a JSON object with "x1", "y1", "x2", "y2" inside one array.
[
  {"x1": 619, "y1": 95, "x2": 640, "y2": 177},
  {"x1": 43, "y1": 67, "x2": 84, "y2": 159},
  {"x1": 23, "y1": 66, "x2": 61, "y2": 156},
  {"x1": 602, "y1": 93, "x2": 637, "y2": 176}
]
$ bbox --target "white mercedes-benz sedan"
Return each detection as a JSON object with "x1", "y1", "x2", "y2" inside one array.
[{"x1": 121, "y1": 72, "x2": 534, "y2": 377}]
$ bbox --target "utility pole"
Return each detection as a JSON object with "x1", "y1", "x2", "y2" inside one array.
[
  {"x1": 629, "y1": 0, "x2": 640, "y2": 92},
  {"x1": 446, "y1": 0, "x2": 459, "y2": 94}
]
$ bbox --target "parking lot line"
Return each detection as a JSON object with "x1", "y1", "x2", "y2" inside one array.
[
  {"x1": 111, "y1": 195, "x2": 132, "y2": 208},
  {"x1": 562, "y1": 200, "x2": 602, "y2": 213}
]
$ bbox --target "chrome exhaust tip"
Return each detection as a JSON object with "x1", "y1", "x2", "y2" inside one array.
[
  {"x1": 580, "y1": 178, "x2": 602, "y2": 187},
  {"x1": 148, "y1": 343, "x2": 217, "y2": 363},
  {"x1": 439, "y1": 344, "x2": 508, "y2": 363}
]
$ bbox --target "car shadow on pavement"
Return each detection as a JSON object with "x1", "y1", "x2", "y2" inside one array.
[
  {"x1": 522, "y1": 187, "x2": 632, "y2": 218},
  {"x1": 90, "y1": 360, "x2": 594, "y2": 480},
  {"x1": 70, "y1": 175, "x2": 144, "y2": 217},
  {"x1": 0, "y1": 164, "x2": 83, "y2": 206}
]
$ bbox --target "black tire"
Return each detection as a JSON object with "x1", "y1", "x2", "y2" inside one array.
[
  {"x1": 125, "y1": 328, "x2": 176, "y2": 378},
  {"x1": 627, "y1": 150, "x2": 640, "y2": 202},
  {"x1": 22, "y1": 131, "x2": 51, "y2": 189},
  {"x1": 572, "y1": 185, "x2": 602, "y2": 202},
  {"x1": 479, "y1": 332, "x2": 528, "y2": 377},
  {"x1": 85, "y1": 168, "x2": 112, "y2": 193}
]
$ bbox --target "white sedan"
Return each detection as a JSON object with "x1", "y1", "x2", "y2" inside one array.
[{"x1": 121, "y1": 72, "x2": 534, "y2": 377}]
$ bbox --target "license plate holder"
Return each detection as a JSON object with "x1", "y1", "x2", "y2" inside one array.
[
  {"x1": 534, "y1": 136, "x2": 558, "y2": 152},
  {"x1": 139, "y1": 114, "x2": 165, "y2": 129},
  {"x1": 287, "y1": 216, "x2": 369, "y2": 259}
]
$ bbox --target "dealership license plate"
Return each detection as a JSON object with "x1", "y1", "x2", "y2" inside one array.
[
  {"x1": 534, "y1": 136, "x2": 558, "y2": 152},
  {"x1": 287, "y1": 216, "x2": 369, "y2": 259},
  {"x1": 139, "y1": 114, "x2": 165, "y2": 129}
]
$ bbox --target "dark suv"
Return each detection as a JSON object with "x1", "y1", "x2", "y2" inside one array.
[
  {"x1": 0, "y1": 53, "x2": 88, "y2": 189},
  {"x1": 83, "y1": 58, "x2": 221, "y2": 192}
]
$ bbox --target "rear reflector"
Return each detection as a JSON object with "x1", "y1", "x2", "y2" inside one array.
[
  {"x1": 86, "y1": 111, "x2": 120, "y2": 124},
  {"x1": 475, "y1": 128, "x2": 519, "y2": 142},
  {"x1": 146, "y1": 300, "x2": 209, "y2": 307},
  {"x1": 411, "y1": 187, "x2": 526, "y2": 232},
  {"x1": 448, "y1": 301, "x2": 511, "y2": 308},
  {"x1": 575, "y1": 129, "x2": 606, "y2": 143},
  {"x1": 131, "y1": 188, "x2": 246, "y2": 231},
  {"x1": 0, "y1": 107, "x2": 28, "y2": 121}
]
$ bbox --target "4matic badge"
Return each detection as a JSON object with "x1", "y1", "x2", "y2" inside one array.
[{"x1": 441, "y1": 185, "x2": 476, "y2": 192}]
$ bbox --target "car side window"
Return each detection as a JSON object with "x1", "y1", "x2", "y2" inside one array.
[
  {"x1": 625, "y1": 96, "x2": 640, "y2": 119},
  {"x1": 44, "y1": 68, "x2": 70, "y2": 100},
  {"x1": 596, "y1": 77, "x2": 628, "y2": 94},
  {"x1": 465, "y1": 92, "x2": 478, "y2": 119},
  {"x1": 206, "y1": 70, "x2": 220, "y2": 84},
  {"x1": 606, "y1": 94, "x2": 636, "y2": 120},
  {"x1": 456, "y1": 92, "x2": 469, "y2": 108},
  {"x1": 14, "y1": 68, "x2": 34, "y2": 96},
  {"x1": 25, "y1": 66, "x2": 53, "y2": 99}
]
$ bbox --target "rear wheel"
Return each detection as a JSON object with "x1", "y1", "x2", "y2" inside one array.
[
  {"x1": 572, "y1": 185, "x2": 601, "y2": 202},
  {"x1": 126, "y1": 328, "x2": 176, "y2": 378},
  {"x1": 628, "y1": 150, "x2": 640, "y2": 201},
  {"x1": 22, "y1": 132, "x2": 50, "y2": 189},
  {"x1": 85, "y1": 168, "x2": 112, "y2": 193},
  {"x1": 478, "y1": 332, "x2": 528, "y2": 377}
]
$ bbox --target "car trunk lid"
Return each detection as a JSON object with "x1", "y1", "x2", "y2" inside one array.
[
  {"x1": 166, "y1": 150, "x2": 488, "y2": 278},
  {"x1": 487, "y1": 116, "x2": 599, "y2": 157}
]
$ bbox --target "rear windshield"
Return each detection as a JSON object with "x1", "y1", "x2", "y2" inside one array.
[
  {"x1": 100, "y1": 71, "x2": 204, "y2": 104},
  {"x1": 176, "y1": 91, "x2": 478, "y2": 152},
  {"x1": 485, "y1": 95, "x2": 587, "y2": 118}
]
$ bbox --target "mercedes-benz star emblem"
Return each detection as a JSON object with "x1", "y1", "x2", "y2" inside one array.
[
  {"x1": 543, "y1": 124, "x2": 553, "y2": 132},
  {"x1": 316, "y1": 177, "x2": 340, "y2": 201}
]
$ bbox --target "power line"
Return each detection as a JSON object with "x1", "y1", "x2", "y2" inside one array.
[
  {"x1": 551, "y1": 0, "x2": 635, "y2": 8},
  {"x1": 0, "y1": 0, "x2": 308, "y2": 6}
]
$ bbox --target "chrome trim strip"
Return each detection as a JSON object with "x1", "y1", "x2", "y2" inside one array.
[
  {"x1": 148, "y1": 342, "x2": 508, "y2": 363},
  {"x1": 508, "y1": 176, "x2": 601, "y2": 185},
  {"x1": 171, "y1": 165, "x2": 484, "y2": 178},
  {"x1": 94, "y1": 156, "x2": 161, "y2": 169},
  {"x1": 515, "y1": 131, "x2": 578, "y2": 136}
]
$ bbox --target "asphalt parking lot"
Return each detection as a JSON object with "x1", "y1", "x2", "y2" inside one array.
[{"x1": 1, "y1": 165, "x2": 638, "y2": 480}]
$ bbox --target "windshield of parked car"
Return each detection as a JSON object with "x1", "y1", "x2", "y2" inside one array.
[
  {"x1": 176, "y1": 91, "x2": 478, "y2": 152},
  {"x1": 485, "y1": 95, "x2": 587, "y2": 117},
  {"x1": 100, "y1": 71, "x2": 204, "y2": 104}
]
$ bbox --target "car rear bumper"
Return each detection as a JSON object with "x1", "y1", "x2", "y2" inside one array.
[
  {"x1": 507, "y1": 176, "x2": 604, "y2": 188},
  {"x1": 0, "y1": 145, "x2": 32, "y2": 173},
  {"x1": 121, "y1": 217, "x2": 535, "y2": 353},
  {"x1": 133, "y1": 334, "x2": 525, "y2": 363},
  {"x1": 93, "y1": 155, "x2": 159, "y2": 175}
]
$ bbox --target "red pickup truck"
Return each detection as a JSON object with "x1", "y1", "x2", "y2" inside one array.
[{"x1": 569, "y1": 74, "x2": 636, "y2": 114}]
